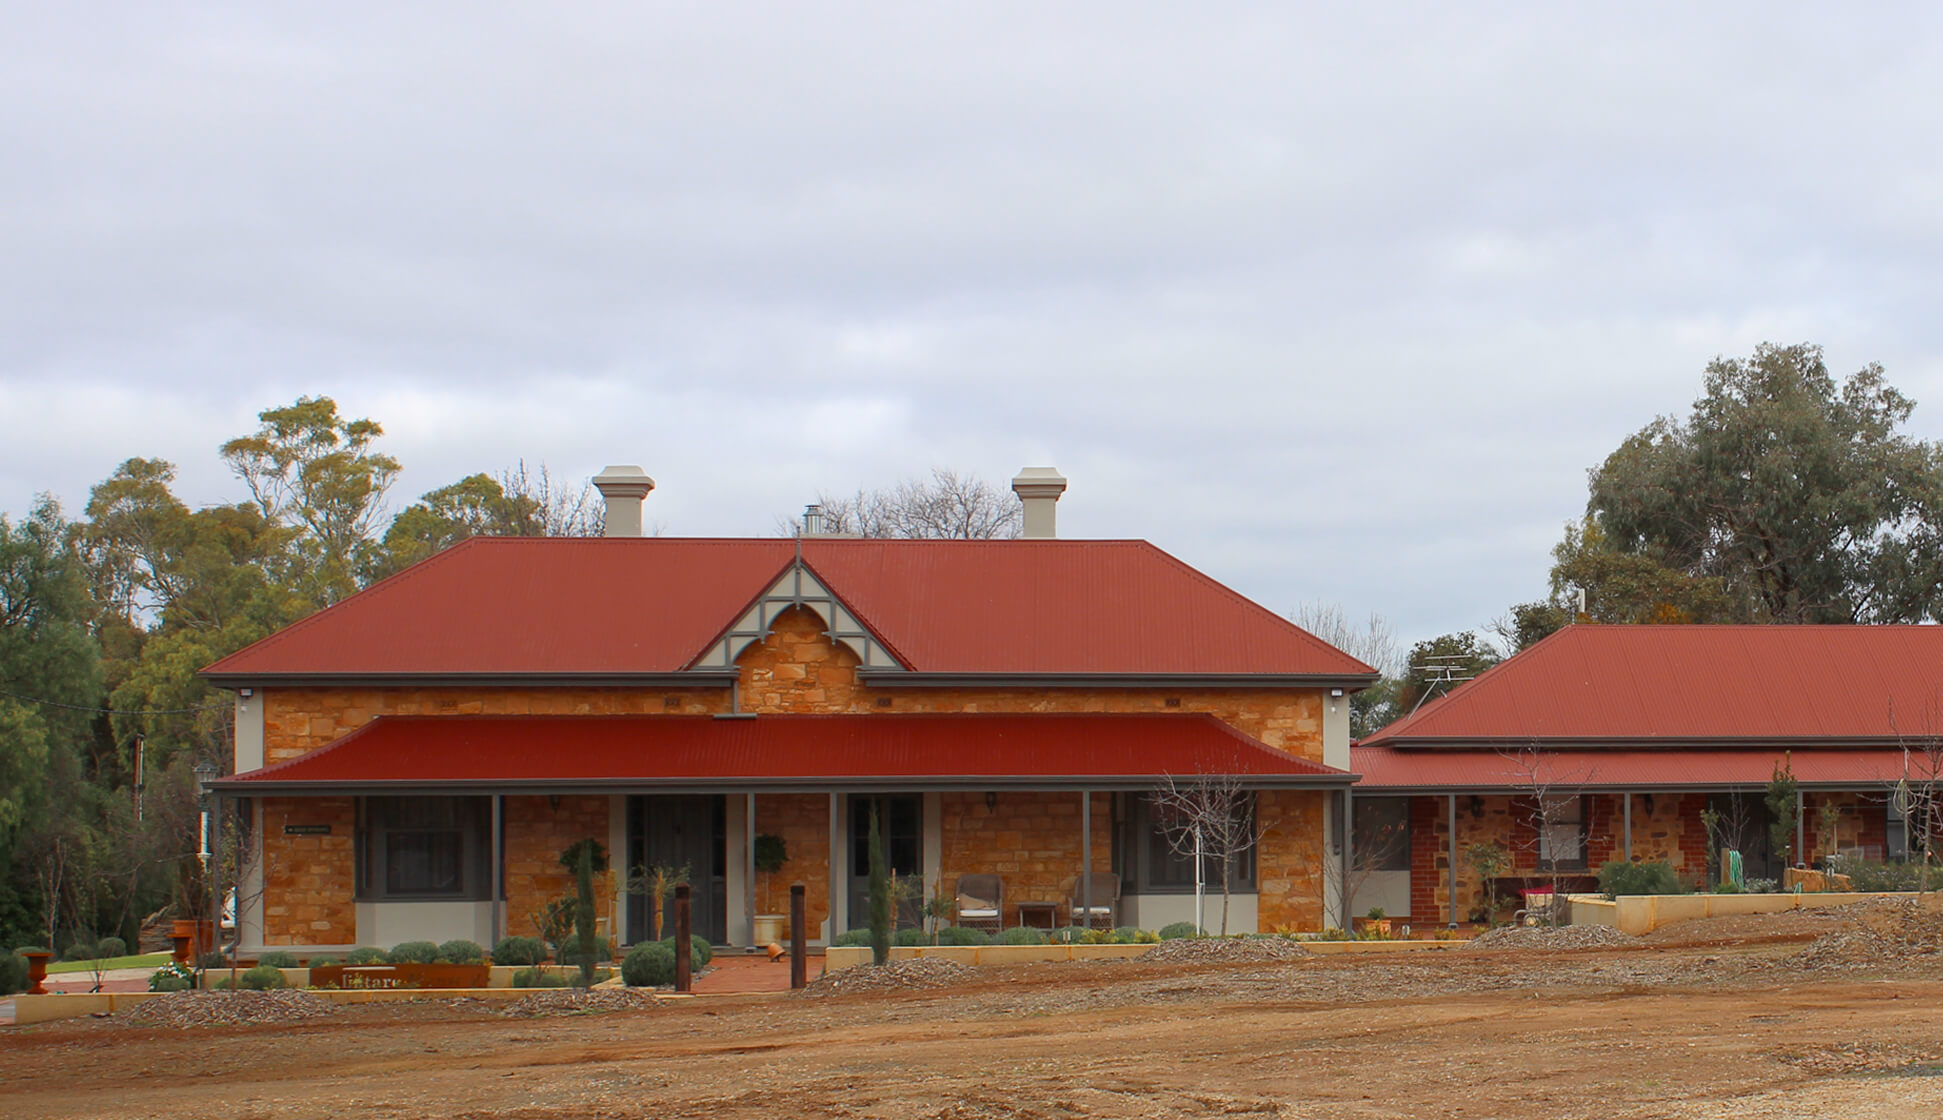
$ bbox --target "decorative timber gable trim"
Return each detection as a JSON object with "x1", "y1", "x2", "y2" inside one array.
[{"x1": 688, "y1": 559, "x2": 907, "y2": 673}]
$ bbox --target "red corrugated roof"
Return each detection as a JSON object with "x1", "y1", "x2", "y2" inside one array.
[
  {"x1": 1361, "y1": 625, "x2": 1943, "y2": 746},
  {"x1": 202, "y1": 537, "x2": 1375, "y2": 681},
  {"x1": 1352, "y1": 744, "x2": 1917, "y2": 790},
  {"x1": 801, "y1": 539, "x2": 1368, "y2": 676},
  {"x1": 216, "y1": 712, "x2": 1349, "y2": 789}
]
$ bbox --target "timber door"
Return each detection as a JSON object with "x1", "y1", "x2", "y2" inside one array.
[
  {"x1": 847, "y1": 794, "x2": 923, "y2": 932},
  {"x1": 626, "y1": 795, "x2": 726, "y2": 944}
]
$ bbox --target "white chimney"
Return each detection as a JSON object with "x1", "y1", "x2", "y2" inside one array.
[
  {"x1": 1011, "y1": 467, "x2": 1067, "y2": 539},
  {"x1": 592, "y1": 465, "x2": 655, "y2": 537}
]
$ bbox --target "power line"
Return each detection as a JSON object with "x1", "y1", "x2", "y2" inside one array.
[{"x1": 0, "y1": 687, "x2": 233, "y2": 717}]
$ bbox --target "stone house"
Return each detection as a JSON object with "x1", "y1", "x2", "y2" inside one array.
[
  {"x1": 1350, "y1": 625, "x2": 1943, "y2": 926},
  {"x1": 205, "y1": 468, "x2": 1377, "y2": 952}
]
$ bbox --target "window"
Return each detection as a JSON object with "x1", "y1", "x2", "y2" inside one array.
[
  {"x1": 357, "y1": 797, "x2": 492, "y2": 901},
  {"x1": 1352, "y1": 797, "x2": 1411, "y2": 872},
  {"x1": 1117, "y1": 791, "x2": 1257, "y2": 893},
  {"x1": 1536, "y1": 794, "x2": 1587, "y2": 871}
]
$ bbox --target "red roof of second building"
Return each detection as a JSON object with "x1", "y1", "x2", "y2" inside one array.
[
  {"x1": 1362, "y1": 624, "x2": 1943, "y2": 746},
  {"x1": 202, "y1": 536, "x2": 1375, "y2": 681}
]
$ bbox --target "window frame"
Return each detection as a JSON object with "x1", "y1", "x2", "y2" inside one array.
[
  {"x1": 1535, "y1": 793, "x2": 1588, "y2": 872},
  {"x1": 1118, "y1": 790, "x2": 1258, "y2": 894},
  {"x1": 355, "y1": 796, "x2": 493, "y2": 902}
]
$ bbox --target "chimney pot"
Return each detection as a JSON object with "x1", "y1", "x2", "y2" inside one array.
[
  {"x1": 592, "y1": 465, "x2": 655, "y2": 537},
  {"x1": 1011, "y1": 467, "x2": 1068, "y2": 539}
]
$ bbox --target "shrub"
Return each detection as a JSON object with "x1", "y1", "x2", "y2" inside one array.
[
  {"x1": 1828, "y1": 856, "x2": 1943, "y2": 893},
  {"x1": 1158, "y1": 922, "x2": 1203, "y2": 940},
  {"x1": 436, "y1": 939, "x2": 486, "y2": 965},
  {"x1": 239, "y1": 964, "x2": 288, "y2": 990},
  {"x1": 1597, "y1": 859, "x2": 1687, "y2": 898},
  {"x1": 997, "y1": 926, "x2": 1048, "y2": 946},
  {"x1": 492, "y1": 936, "x2": 548, "y2": 966},
  {"x1": 62, "y1": 941, "x2": 99, "y2": 962},
  {"x1": 149, "y1": 968, "x2": 193, "y2": 993},
  {"x1": 387, "y1": 941, "x2": 441, "y2": 965},
  {"x1": 622, "y1": 942, "x2": 676, "y2": 987},
  {"x1": 1112, "y1": 926, "x2": 1144, "y2": 945},
  {"x1": 0, "y1": 952, "x2": 27, "y2": 996},
  {"x1": 196, "y1": 951, "x2": 228, "y2": 970},
  {"x1": 935, "y1": 926, "x2": 992, "y2": 946},
  {"x1": 832, "y1": 929, "x2": 872, "y2": 947},
  {"x1": 894, "y1": 928, "x2": 930, "y2": 947},
  {"x1": 96, "y1": 936, "x2": 128, "y2": 959},
  {"x1": 257, "y1": 950, "x2": 300, "y2": 968},
  {"x1": 1745, "y1": 878, "x2": 1779, "y2": 894},
  {"x1": 657, "y1": 935, "x2": 710, "y2": 968},
  {"x1": 562, "y1": 937, "x2": 613, "y2": 969},
  {"x1": 308, "y1": 954, "x2": 341, "y2": 967},
  {"x1": 345, "y1": 946, "x2": 387, "y2": 965},
  {"x1": 1048, "y1": 927, "x2": 1084, "y2": 944},
  {"x1": 513, "y1": 967, "x2": 570, "y2": 988}
]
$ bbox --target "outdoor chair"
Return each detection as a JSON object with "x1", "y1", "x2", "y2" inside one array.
[
  {"x1": 1068, "y1": 872, "x2": 1120, "y2": 930},
  {"x1": 955, "y1": 873, "x2": 1004, "y2": 933}
]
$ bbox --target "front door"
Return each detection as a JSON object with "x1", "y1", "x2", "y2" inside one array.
[
  {"x1": 847, "y1": 794, "x2": 923, "y2": 932},
  {"x1": 1707, "y1": 793, "x2": 1782, "y2": 882},
  {"x1": 626, "y1": 795, "x2": 726, "y2": 944}
]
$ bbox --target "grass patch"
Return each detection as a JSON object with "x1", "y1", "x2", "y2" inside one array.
[{"x1": 46, "y1": 952, "x2": 171, "y2": 974}]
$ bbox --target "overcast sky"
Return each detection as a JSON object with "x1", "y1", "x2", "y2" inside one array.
[{"x1": 5, "y1": 4, "x2": 1942, "y2": 659}]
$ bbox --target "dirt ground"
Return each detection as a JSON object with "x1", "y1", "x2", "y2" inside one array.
[{"x1": 9, "y1": 908, "x2": 1943, "y2": 1120}]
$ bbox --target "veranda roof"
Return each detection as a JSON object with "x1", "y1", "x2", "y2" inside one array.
[
  {"x1": 1352, "y1": 744, "x2": 1922, "y2": 792},
  {"x1": 214, "y1": 712, "x2": 1352, "y2": 794}
]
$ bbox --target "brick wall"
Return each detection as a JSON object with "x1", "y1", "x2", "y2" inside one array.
[
  {"x1": 258, "y1": 797, "x2": 357, "y2": 945},
  {"x1": 736, "y1": 607, "x2": 1328, "y2": 761},
  {"x1": 263, "y1": 687, "x2": 724, "y2": 763},
  {"x1": 937, "y1": 791, "x2": 1111, "y2": 924},
  {"x1": 1257, "y1": 789, "x2": 1329, "y2": 931},
  {"x1": 502, "y1": 795, "x2": 614, "y2": 942},
  {"x1": 753, "y1": 793, "x2": 831, "y2": 934}
]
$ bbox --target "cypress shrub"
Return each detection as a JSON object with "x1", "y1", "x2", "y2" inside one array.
[
  {"x1": 622, "y1": 942, "x2": 676, "y2": 987},
  {"x1": 387, "y1": 941, "x2": 440, "y2": 964},
  {"x1": 866, "y1": 803, "x2": 891, "y2": 965},
  {"x1": 239, "y1": 964, "x2": 287, "y2": 990},
  {"x1": 935, "y1": 926, "x2": 993, "y2": 946},
  {"x1": 492, "y1": 936, "x2": 548, "y2": 966},
  {"x1": 436, "y1": 939, "x2": 486, "y2": 965}
]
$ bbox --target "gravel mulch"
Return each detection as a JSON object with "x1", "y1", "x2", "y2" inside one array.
[
  {"x1": 500, "y1": 989, "x2": 665, "y2": 1017},
  {"x1": 797, "y1": 958, "x2": 978, "y2": 997},
  {"x1": 1465, "y1": 923, "x2": 1637, "y2": 951},
  {"x1": 121, "y1": 990, "x2": 337, "y2": 1028},
  {"x1": 1138, "y1": 938, "x2": 1312, "y2": 964}
]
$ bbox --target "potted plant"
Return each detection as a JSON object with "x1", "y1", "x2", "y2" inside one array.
[
  {"x1": 751, "y1": 835, "x2": 789, "y2": 944},
  {"x1": 1358, "y1": 907, "x2": 1393, "y2": 939}
]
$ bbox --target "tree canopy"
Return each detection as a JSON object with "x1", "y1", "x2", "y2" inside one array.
[
  {"x1": 1587, "y1": 342, "x2": 1943, "y2": 625},
  {"x1": 0, "y1": 397, "x2": 600, "y2": 950}
]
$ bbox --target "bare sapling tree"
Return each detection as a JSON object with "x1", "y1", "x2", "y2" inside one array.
[
  {"x1": 498, "y1": 460, "x2": 607, "y2": 537},
  {"x1": 1152, "y1": 769, "x2": 1259, "y2": 935},
  {"x1": 782, "y1": 468, "x2": 1023, "y2": 539},
  {"x1": 1890, "y1": 695, "x2": 1943, "y2": 898},
  {"x1": 1498, "y1": 743, "x2": 1593, "y2": 927}
]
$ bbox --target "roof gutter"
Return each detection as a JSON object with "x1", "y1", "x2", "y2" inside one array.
[
  {"x1": 212, "y1": 772, "x2": 1356, "y2": 796},
  {"x1": 858, "y1": 671, "x2": 1380, "y2": 691},
  {"x1": 200, "y1": 671, "x2": 741, "y2": 690}
]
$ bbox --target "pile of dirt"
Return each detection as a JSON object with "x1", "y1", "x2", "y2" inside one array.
[
  {"x1": 1465, "y1": 923, "x2": 1637, "y2": 951},
  {"x1": 1784, "y1": 898, "x2": 1943, "y2": 969},
  {"x1": 1138, "y1": 937, "x2": 1312, "y2": 964},
  {"x1": 797, "y1": 958, "x2": 977, "y2": 997},
  {"x1": 121, "y1": 990, "x2": 336, "y2": 1029},
  {"x1": 500, "y1": 989, "x2": 664, "y2": 1017}
]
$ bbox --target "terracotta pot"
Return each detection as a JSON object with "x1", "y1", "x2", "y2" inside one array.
[{"x1": 21, "y1": 950, "x2": 52, "y2": 996}]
